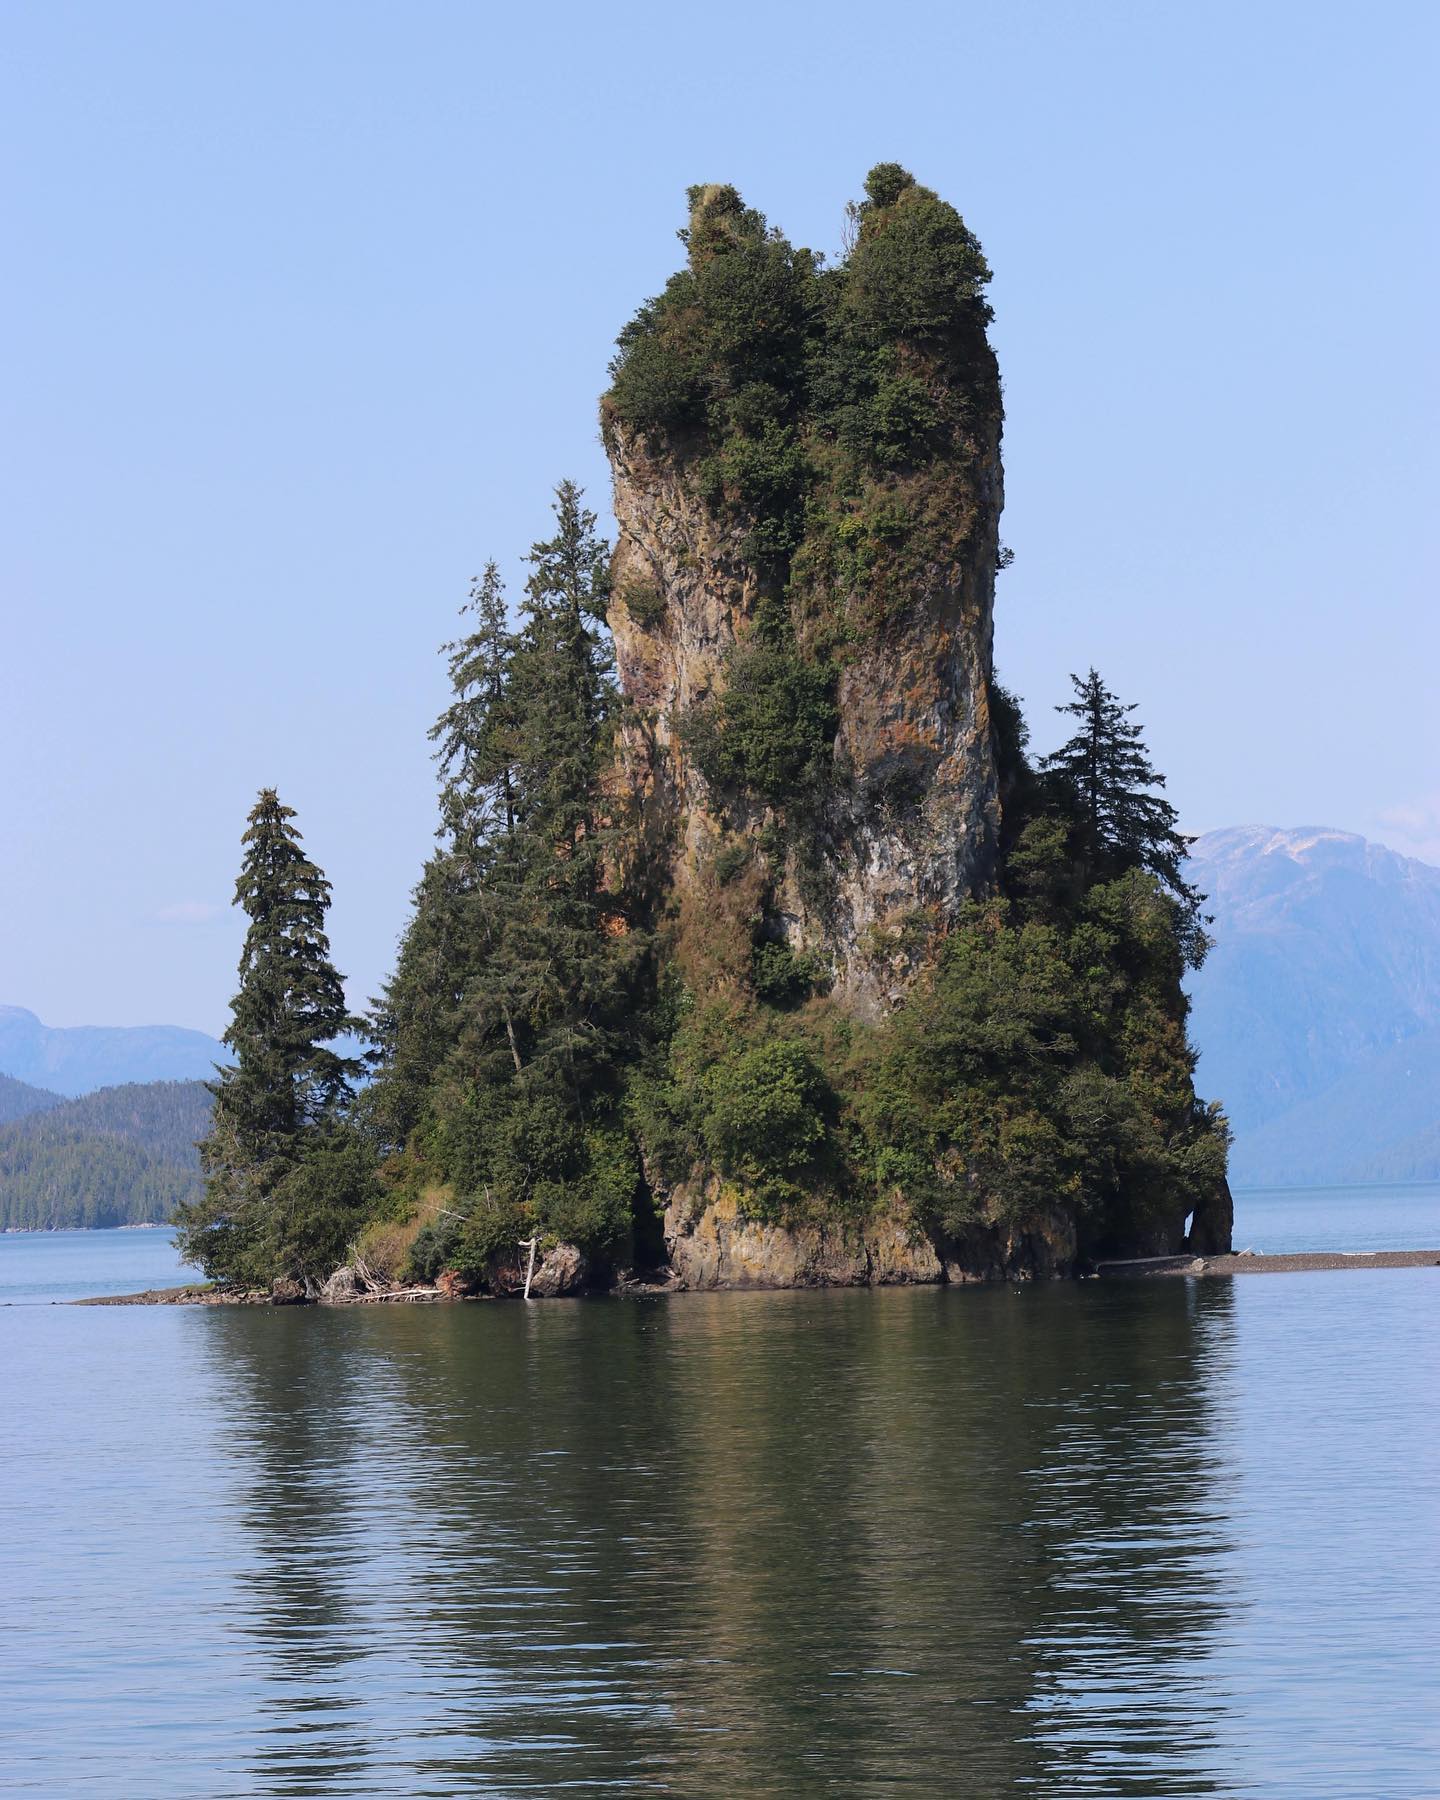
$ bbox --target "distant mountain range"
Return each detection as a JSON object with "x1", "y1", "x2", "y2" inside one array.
[
  {"x1": 0, "y1": 1006, "x2": 228, "y2": 1097},
  {"x1": 0, "y1": 1080, "x2": 211, "y2": 1230},
  {"x1": 1187, "y1": 826, "x2": 1440, "y2": 1187}
]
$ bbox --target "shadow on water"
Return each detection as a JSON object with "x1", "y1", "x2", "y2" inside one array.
[{"x1": 200, "y1": 1280, "x2": 1241, "y2": 1797}]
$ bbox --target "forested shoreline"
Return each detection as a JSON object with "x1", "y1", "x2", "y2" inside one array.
[{"x1": 0, "y1": 1081, "x2": 209, "y2": 1231}]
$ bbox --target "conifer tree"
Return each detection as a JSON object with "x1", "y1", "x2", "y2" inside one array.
[
  {"x1": 463, "y1": 480, "x2": 630, "y2": 1096},
  {"x1": 366, "y1": 850, "x2": 468, "y2": 1147},
  {"x1": 368, "y1": 568, "x2": 520, "y2": 1143},
  {"x1": 175, "y1": 789, "x2": 363, "y2": 1285},
  {"x1": 1042, "y1": 669, "x2": 1207, "y2": 958},
  {"x1": 431, "y1": 561, "x2": 518, "y2": 854},
  {"x1": 370, "y1": 483, "x2": 648, "y2": 1279}
]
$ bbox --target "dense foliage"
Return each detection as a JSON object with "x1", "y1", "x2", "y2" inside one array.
[
  {"x1": 607, "y1": 165, "x2": 1000, "y2": 823},
  {"x1": 173, "y1": 792, "x2": 369, "y2": 1288},
  {"x1": 0, "y1": 1081, "x2": 211, "y2": 1230},
  {"x1": 367, "y1": 485, "x2": 652, "y2": 1281},
  {"x1": 610, "y1": 678, "x2": 1225, "y2": 1257},
  {"x1": 858, "y1": 877, "x2": 1224, "y2": 1252}
]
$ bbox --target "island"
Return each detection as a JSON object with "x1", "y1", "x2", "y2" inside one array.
[{"x1": 166, "y1": 166, "x2": 1236, "y2": 1303}]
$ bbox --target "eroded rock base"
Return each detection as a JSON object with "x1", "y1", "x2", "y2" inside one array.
[{"x1": 661, "y1": 1187, "x2": 1079, "y2": 1290}]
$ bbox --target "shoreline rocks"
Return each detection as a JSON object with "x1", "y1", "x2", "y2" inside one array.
[
  {"x1": 658, "y1": 1188, "x2": 1080, "y2": 1290},
  {"x1": 78, "y1": 1231, "x2": 1440, "y2": 1303}
]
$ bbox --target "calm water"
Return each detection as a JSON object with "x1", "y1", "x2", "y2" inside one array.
[
  {"x1": 0, "y1": 1227, "x2": 191, "y2": 1304},
  {"x1": 2, "y1": 1218, "x2": 1438, "y2": 1796},
  {"x1": 3, "y1": 1180, "x2": 1435, "y2": 1307},
  {"x1": 1234, "y1": 1181, "x2": 1440, "y2": 1255}
]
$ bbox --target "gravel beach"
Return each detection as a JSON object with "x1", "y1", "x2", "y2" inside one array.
[{"x1": 1099, "y1": 1248, "x2": 1440, "y2": 1278}]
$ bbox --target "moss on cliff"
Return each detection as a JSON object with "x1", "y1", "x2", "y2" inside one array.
[{"x1": 606, "y1": 165, "x2": 999, "y2": 814}]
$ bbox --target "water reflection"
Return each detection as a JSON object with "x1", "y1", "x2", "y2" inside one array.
[{"x1": 203, "y1": 1281, "x2": 1241, "y2": 1796}]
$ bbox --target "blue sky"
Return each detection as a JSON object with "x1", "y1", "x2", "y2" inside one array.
[{"x1": 2, "y1": 0, "x2": 1436, "y2": 1031}]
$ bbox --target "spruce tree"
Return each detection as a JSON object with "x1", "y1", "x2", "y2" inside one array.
[
  {"x1": 1041, "y1": 669, "x2": 1207, "y2": 958},
  {"x1": 462, "y1": 480, "x2": 632, "y2": 1097},
  {"x1": 366, "y1": 850, "x2": 469, "y2": 1147},
  {"x1": 431, "y1": 561, "x2": 518, "y2": 854},
  {"x1": 176, "y1": 789, "x2": 363, "y2": 1286},
  {"x1": 369, "y1": 567, "x2": 518, "y2": 1145},
  {"x1": 370, "y1": 483, "x2": 648, "y2": 1279}
]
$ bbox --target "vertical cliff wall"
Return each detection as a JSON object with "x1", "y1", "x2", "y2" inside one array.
[{"x1": 603, "y1": 170, "x2": 1004, "y2": 1016}]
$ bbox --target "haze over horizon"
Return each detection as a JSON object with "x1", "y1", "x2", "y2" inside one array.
[{"x1": 4, "y1": 0, "x2": 1435, "y2": 1032}]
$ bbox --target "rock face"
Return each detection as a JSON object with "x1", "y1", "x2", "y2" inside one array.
[
  {"x1": 607, "y1": 417, "x2": 1002, "y2": 1017},
  {"x1": 662, "y1": 1184, "x2": 1078, "y2": 1289},
  {"x1": 479, "y1": 1240, "x2": 591, "y2": 1298},
  {"x1": 528, "y1": 1242, "x2": 589, "y2": 1297},
  {"x1": 1186, "y1": 1177, "x2": 1235, "y2": 1256},
  {"x1": 602, "y1": 174, "x2": 1005, "y2": 1018},
  {"x1": 663, "y1": 1183, "x2": 941, "y2": 1289},
  {"x1": 435, "y1": 1267, "x2": 478, "y2": 1300},
  {"x1": 320, "y1": 1265, "x2": 362, "y2": 1302},
  {"x1": 593, "y1": 174, "x2": 1122, "y2": 1287}
]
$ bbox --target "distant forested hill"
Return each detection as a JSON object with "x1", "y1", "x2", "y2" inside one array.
[
  {"x1": 0, "y1": 1073, "x2": 63, "y2": 1127},
  {"x1": 0, "y1": 1081, "x2": 212, "y2": 1230},
  {"x1": 1187, "y1": 827, "x2": 1440, "y2": 1186},
  {"x1": 0, "y1": 1006, "x2": 228, "y2": 1097}
]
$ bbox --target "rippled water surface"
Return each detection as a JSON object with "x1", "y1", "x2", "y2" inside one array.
[
  {"x1": 0, "y1": 1227, "x2": 190, "y2": 1304},
  {"x1": 3, "y1": 1252, "x2": 1438, "y2": 1795}
]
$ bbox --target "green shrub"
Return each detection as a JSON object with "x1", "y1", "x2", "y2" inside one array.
[
  {"x1": 451, "y1": 1192, "x2": 523, "y2": 1276},
  {"x1": 623, "y1": 1063, "x2": 697, "y2": 1187},
  {"x1": 862, "y1": 162, "x2": 916, "y2": 210},
  {"x1": 608, "y1": 187, "x2": 815, "y2": 439},
  {"x1": 406, "y1": 1213, "x2": 461, "y2": 1283},
  {"x1": 541, "y1": 1124, "x2": 639, "y2": 1254},
  {"x1": 615, "y1": 576, "x2": 667, "y2": 628},
  {"x1": 264, "y1": 1134, "x2": 383, "y2": 1286},
  {"x1": 843, "y1": 177, "x2": 993, "y2": 342},
  {"x1": 702, "y1": 1040, "x2": 834, "y2": 1205},
  {"x1": 752, "y1": 939, "x2": 827, "y2": 1006},
  {"x1": 607, "y1": 293, "x2": 708, "y2": 431},
  {"x1": 703, "y1": 421, "x2": 807, "y2": 557},
  {"x1": 688, "y1": 629, "x2": 837, "y2": 802},
  {"x1": 713, "y1": 843, "x2": 750, "y2": 885},
  {"x1": 864, "y1": 368, "x2": 942, "y2": 467}
]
